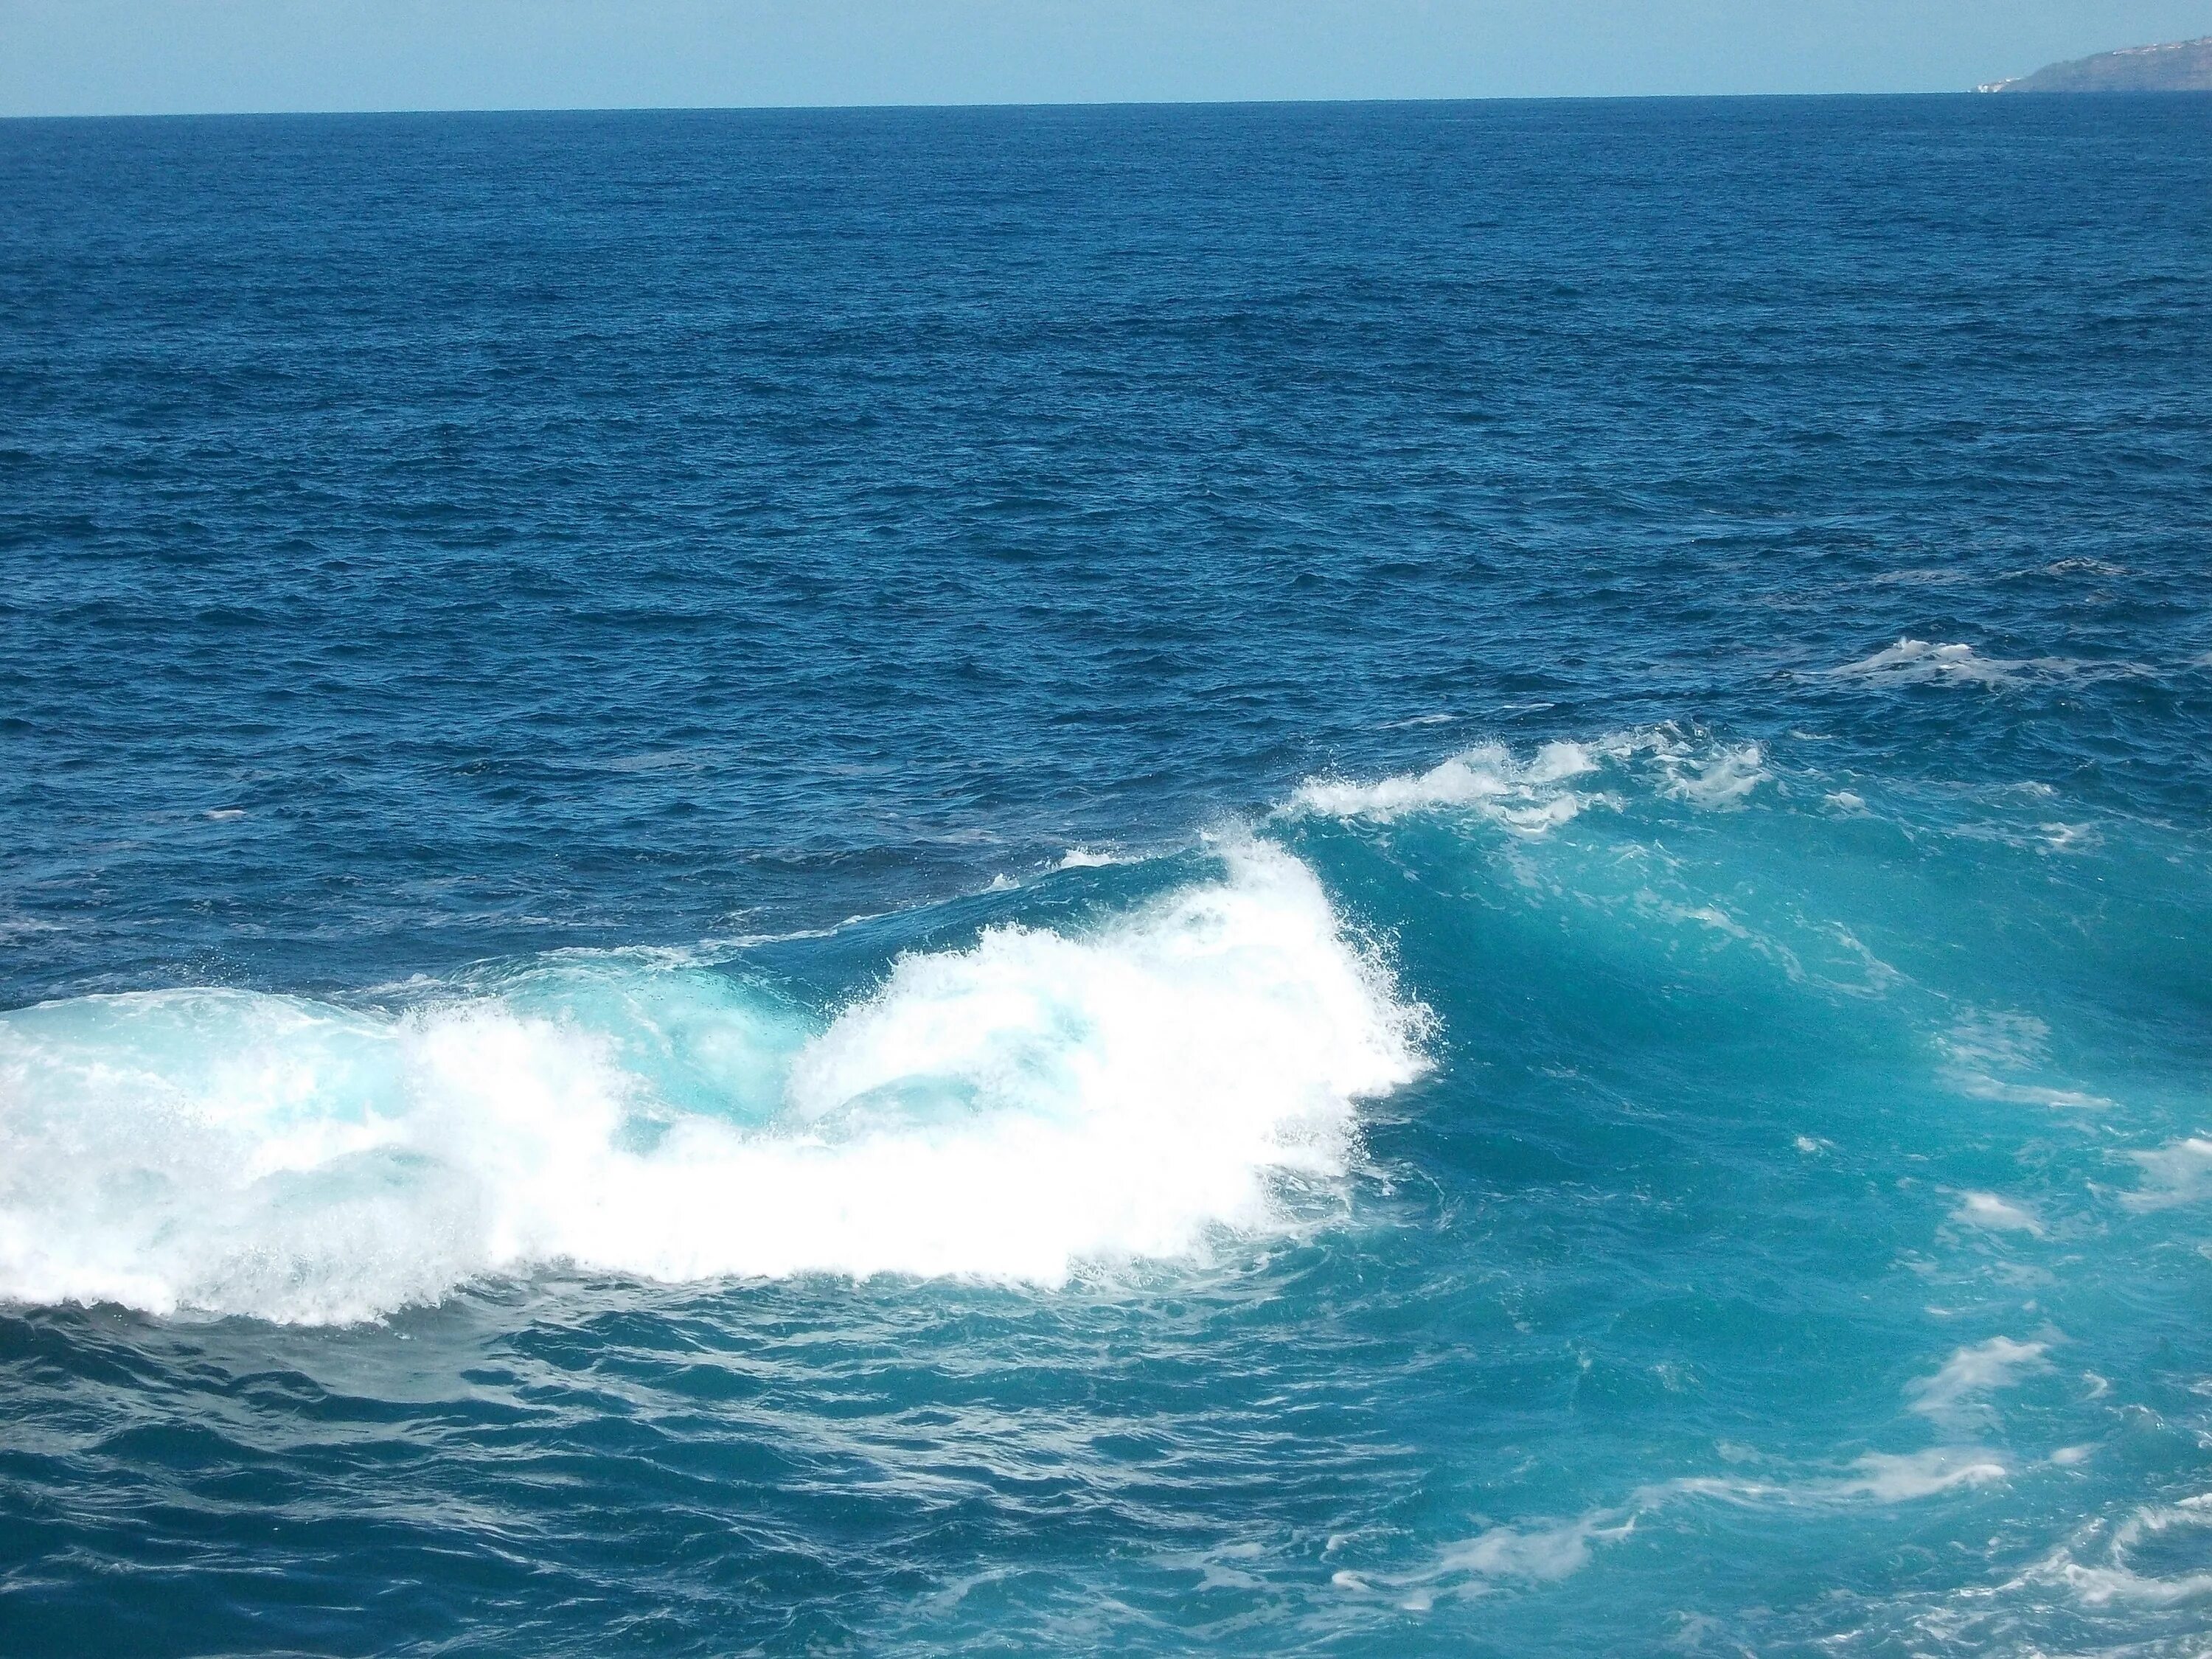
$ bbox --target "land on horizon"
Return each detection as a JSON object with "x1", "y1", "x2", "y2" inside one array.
[{"x1": 1981, "y1": 32, "x2": 2212, "y2": 90}]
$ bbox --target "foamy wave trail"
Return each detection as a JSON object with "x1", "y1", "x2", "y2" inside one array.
[{"x1": 0, "y1": 844, "x2": 1426, "y2": 1324}]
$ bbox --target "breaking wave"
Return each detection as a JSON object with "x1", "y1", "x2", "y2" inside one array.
[{"x1": 0, "y1": 844, "x2": 1426, "y2": 1324}]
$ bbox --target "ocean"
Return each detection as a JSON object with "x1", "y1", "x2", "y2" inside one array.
[{"x1": 2, "y1": 95, "x2": 2210, "y2": 1655}]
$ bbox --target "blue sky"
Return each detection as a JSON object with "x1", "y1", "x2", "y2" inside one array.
[{"x1": 4, "y1": 1, "x2": 2210, "y2": 116}]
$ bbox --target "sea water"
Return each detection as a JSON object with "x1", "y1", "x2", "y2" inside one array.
[{"x1": 2, "y1": 97, "x2": 2210, "y2": 1655}]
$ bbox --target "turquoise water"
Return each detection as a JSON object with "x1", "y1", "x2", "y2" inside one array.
[{"x1": 3, "y1": 98, "x2": 2211, "y2": 1654}]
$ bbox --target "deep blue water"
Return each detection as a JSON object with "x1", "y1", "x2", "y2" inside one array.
[{"x1": 3, "y1": 96, "x2": 2211, "y2": 1655}]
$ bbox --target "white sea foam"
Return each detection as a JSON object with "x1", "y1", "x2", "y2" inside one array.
[
  {"x1": 2016, "y1": 1496, "x2": 2212, "y2": 1608},
  {"x1": 1669, "y1": 1444, "x2": 2011, "y2": 1509},
  {"x1": 1288, "y1": 730, "x2": 1767, "y2": 830},
  {"x1": 1907, "y1": 1336, "x2": 2052, "y2": 1427},
  {"x1": 2121, "y1": 1136, "x2": 2212, "y2": 1211},
  {"x1": 1432, "y1": 1511, "x2": 1633, "y2": 1585},
  {"x1": 0, "y1": 844, "x2": 1426, "y2": 1324},
  {"x1": 1952, "y1": 1191, "x2": 2044, "y2": 1236},
  {"x1": 1828, "y1": 1447, "x2": 2011, "y2": 1501},
  {"x1": 1351, "y1": 1506, "x2": 1639, "y2": 1607}
]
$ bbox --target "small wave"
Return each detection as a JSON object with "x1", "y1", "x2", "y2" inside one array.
[
  {"x1": 1351, "y1": 1441, "x2": 2014, "y2": 1608},
  {"x1": 1831, "y1": 640, "x2": 2031, "y2": 686},
  {"x1": 1826, "y1": 638, "x2": 2138, "y2": 688},
  {"x1": 1287, "y1": 731, "x2": 1767, "y2": 830},
  {"x1": 1939, "y1": 1012, "x2": 2112, "y2": 1110},
  {"x1": 0, "y1": 844, "x2": 1427, "y2": 1324},
  {"x1": 1289, "y1": 740, "x2": 1599, "y2": 827},
  {"x1": 1053, "y1": 846, "x2": 1124, "y2": 870}
]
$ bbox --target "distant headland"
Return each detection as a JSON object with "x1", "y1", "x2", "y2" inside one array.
[{"x1": 1978, "y1": 35, "x2": 2212, "y2": 92}]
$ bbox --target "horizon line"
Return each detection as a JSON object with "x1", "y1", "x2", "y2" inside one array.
[{"x1": 1, "y1": 86, "x2": 2107, "y2": 124}]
